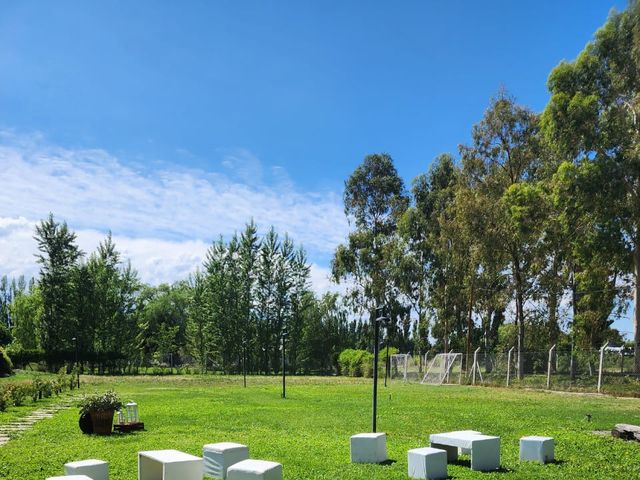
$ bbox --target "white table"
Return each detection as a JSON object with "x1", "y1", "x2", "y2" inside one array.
[
  {"x1": 138, "y1": 449, "x2": 203, "y2": 480},
  {"x1": 429, "y1": 431, "x2": 500, "y2": 471}
]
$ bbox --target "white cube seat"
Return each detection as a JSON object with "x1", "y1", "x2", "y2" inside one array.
[
  {"x1": 520, "y1": 436, "x2": 554, "y2": 464},
  {"x1": 48, "y1": 476, "x2": 94, "y2": 480},
  {"x1": 350, "y1": 432, "x2": 388, "y2": 464},
  {"x1": 408, "y1": 447, "x2": 447, "y2": 480},
  {"x1": 203, "y1": 443, "x2": 249, "y2": 479},
  {"x1": 226, "y1": 459, "x2": 282, "y2": 480},
  {"x1": 64, "y1": 459, "x2": 109, "y2": 480}
]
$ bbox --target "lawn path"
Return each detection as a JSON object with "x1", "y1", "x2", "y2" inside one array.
[{"x1": 0, "y1": 395, "x2": 80, "y2": 446}]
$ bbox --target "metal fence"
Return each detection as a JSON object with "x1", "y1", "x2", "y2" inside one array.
[{"x1": 387, "y1": 347, "x2": 640, "y2": 396}]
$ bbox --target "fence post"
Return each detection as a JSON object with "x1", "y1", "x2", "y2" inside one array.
[
  {"x1": 472, "y1": 347, "x2": 480, "y2": 385},
  {"x1": 546, "y1": 344, "x2": 556, "y2": 389},
  {"x1": 597, "y1": 341, "x2": 609, "y2": 393},
  {"x1": 506, "y1": 346, "x2": 515, "y2": 387}
]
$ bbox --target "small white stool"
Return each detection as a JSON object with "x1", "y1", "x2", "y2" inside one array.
[
  {"x1": 350, "y1": 432, "x2": 388, "y2": 464},
  {"x1": 520, "y1": 436, "x2": 554, "y2": 463},
  {"x1": 226, "y1": 459, "x2": 282, "y2": 480},
  {"x1": 203, "y1": 442, "x2": 249, "y2": 479},
  {"x1": 48, "y1": 476, "x2": 93, "y2": 480},
  {"x1": 408, "y1": 447, "x2": 447, "y2": 480},
  {"x1": 64, "y1": 459, "x2": 109, "y2": 480}
]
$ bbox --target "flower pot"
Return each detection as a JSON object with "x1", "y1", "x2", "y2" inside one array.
[{"x1": 90, "y1": 409, "x2": 114, "y2": 435}]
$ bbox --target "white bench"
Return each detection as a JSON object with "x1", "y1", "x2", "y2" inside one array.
[
  {"x1": 203, "y1": 443, "x2": 249, "y2": 479},
  {"x1": 429, "y1": 431, "x2": 500, "y2": 471}
]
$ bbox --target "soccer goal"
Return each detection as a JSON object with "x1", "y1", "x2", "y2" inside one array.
[
  {"x1": 421, "y1": 353, "x2": 463, "y2": 385},
  {"x1": 389, "y1": 354, "x2": 411, "y2": 381}
]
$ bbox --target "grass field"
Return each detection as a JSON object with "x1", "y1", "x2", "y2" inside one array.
[{"x1": 0, "y1": 375, "x2": 639, "y2": 479}]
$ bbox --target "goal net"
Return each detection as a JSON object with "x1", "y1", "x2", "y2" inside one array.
[
  {"x1": 389, "y1": 354, "x2": 411, "y2": 381},
  {"x1": 421, "y1": 353, "x2": 463, "y2": 385}
]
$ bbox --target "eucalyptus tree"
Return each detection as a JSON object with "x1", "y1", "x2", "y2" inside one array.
[
  {"x1": 542, "y1": 1, "x2": 640, "y2": 370},
  {"x1": 332, "y1": 153, "x2": 409, "y2": 339},
  {"x1": 460, "y1": 92, "x2": 542, "y2": 378}
]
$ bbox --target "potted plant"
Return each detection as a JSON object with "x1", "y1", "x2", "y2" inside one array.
[{"x1": 78, "y1": 390, "x2": 123, "y2": 435}]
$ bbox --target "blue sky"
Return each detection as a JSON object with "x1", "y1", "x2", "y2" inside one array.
[{"x1": 0, "y1": 1, "x2": 633, "y2": 334}]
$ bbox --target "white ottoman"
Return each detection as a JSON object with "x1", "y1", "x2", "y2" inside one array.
[
  {"x1": 64, "y1": 460, "x2": 109, "y2": 480},
  {"x1": 408, "y1": 447, "x2": 447, "y2": 480},
  {"x1": 226, "y1": 459, "x2": 282, "y2": 480},
  {"x1": 48, "y1": 477, "x2": 93, "y2": 480},
  {"x1": 350, "y1": 432, "x2": 388, "y2": 464},
  {"x1": 520, "y1": 436, "x2": 554, "y2": 463},
  {"x1": 203, "y1": 443, "x2": 249, "y2": 479}
]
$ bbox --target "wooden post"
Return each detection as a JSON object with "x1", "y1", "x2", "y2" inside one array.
[
  {"x1": 598, "y1": 341, "x2": 609, "y2": 394},
  {"x1": 506, "y1": 346, "x2": 515, "y2": 387},
  {"x1": 546, "y1": 344, "x2": 556, "y2": 390}
]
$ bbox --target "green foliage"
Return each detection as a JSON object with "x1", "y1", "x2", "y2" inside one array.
[
  {"x1": 337, "y1": 349, "x2": 373, "y2": 377},
  {"x1": 78, "y1": 390, "x2": 123, "y2": 415},
  {"x1": 0, "y1": 347, "x2": 13, "y2": 376}
]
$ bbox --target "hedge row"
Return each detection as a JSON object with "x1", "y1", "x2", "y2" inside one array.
[{"x1": 0, "y1": 369, "x2": 78, "y2": 412}]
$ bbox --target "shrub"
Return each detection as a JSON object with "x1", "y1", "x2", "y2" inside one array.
[
  {"x1": 338, "y1": 349, "x2": 374, "y2": 377},
  {"x1": 79, "y1": 390, "x2": 123, "y2": 415},
  {"x1": 0, "y1": 347, "x2": 13, "y2": 376},
  {"x1": 0, "y1": 387, "x2": 9, "y2": 412}
]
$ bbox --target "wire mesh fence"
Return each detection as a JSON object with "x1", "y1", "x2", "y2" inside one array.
[{"x1": 387, "y1": 348, "x2": 640, "y2": 396}]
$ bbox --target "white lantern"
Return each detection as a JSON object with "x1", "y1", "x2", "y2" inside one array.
[
  {"x1": 125, "y1": 401, "x2": 139, "y2": 423},
  {"x1": 117, "y1": 409, "x2": 126, "y2": 425}
]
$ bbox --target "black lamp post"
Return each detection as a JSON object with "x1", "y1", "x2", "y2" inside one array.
[
  {"x1": 281, "y1": 328, "x2": 288, "y2": 399},
  {"x1": 372, "y1": 307, "x2": 388, "y2": 433},
  {"x1": 72, "y1": 337, "x2": 79, "y2": 389},
  {"x1": 242, "y1": 338, "x2": 247, "y2": 388}
]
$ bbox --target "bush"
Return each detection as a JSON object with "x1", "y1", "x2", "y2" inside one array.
[
  {"x1": 0, "y1": 347, "x2": 13, "y2": 376},
  {"x1": 0, "y1": 387, "x2": 9, "y2": 412},
  {"x1": 78, "y1": 390, "x2": 123, "y2": 415},
  {"x1": 338, "y1": 349, "x2": 374, "y2": 377}
]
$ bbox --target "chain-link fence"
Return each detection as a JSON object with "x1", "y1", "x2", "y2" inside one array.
[{"x1": 387, "y1": 348, "x2": 640, "y2": 396}]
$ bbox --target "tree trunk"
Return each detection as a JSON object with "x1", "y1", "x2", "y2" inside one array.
[{"x1": 634, "y1": 242, "x2": 640, "y2": 373}]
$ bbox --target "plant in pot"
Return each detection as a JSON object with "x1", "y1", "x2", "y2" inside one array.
[{"x1": 78, "y1": 390, "x2": 123, "y2": 435}]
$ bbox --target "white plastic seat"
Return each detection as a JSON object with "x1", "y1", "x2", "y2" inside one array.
[
  {"x1": 226, "y1": 459, "x2": 282, "y2": 480},
  {"x1": 203, "y1": 442, "x2": 249, "y2": 479},
  {"x1": 64, "y1": 459, "x2": 109, "y2": 480}
]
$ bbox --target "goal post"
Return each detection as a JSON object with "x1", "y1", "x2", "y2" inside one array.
[{"x1": 421, "y1": 353, "x2": 463, "y2": 385}]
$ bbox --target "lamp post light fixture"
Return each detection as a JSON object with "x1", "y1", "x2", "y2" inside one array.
[
  {"x1": 281, "y1": 328, "x2": 288, "y2": 399},
  {"x1": 372, "y1": 307, "x2": 388, "y2": 433},
  {"x1": 71, "y1": 337, "x2": 79, "y2": 389}
]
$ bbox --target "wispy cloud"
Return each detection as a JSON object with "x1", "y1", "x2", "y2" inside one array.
[{"x1": 0, "y1": 131, "x2": 348, "y2": 293}]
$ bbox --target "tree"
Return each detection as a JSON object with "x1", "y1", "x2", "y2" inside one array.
[
  {"x1": 542, "y1": 2, "x2": 640, "y2": 370},
  {"x1": 460, "y1": 92, "x2": 542, "y2": 378},
  {"x1": 34, "y1": 214, "x2": 82, "y2": 361},
  {"x1": 332, "y1": 153, "x2": 409, "y2": 345}
]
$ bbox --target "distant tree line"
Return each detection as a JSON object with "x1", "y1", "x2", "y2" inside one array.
[
  {"x1": 333, "y1": 3, "x2": 640, "y2": 375},
  {"x1": 0, "y1": 215, "x2": 374, "y2": 374}
]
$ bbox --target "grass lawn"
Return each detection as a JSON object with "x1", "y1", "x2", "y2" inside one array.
[{"x1": 0, "y1": 375, "x2": 639, "y2": 479}]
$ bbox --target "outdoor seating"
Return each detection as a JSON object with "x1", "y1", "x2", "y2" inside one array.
[
  {"x1": 407, "y1": 447, "x2": 447, "y2": 479},
  {"x1": 226, "y1": 459, "x2": 282, "y2": 480},
  {"x1": 64, "y1": 459, "x2": 109, "y2": 480},
  {"x1": 203, "y1": 442, "x2": 250, "y2": 479},
  {"x1": 520, "y1": 436, "x2": 554, "y2": 463},
  {"x1": 138, "y1": 449, "x2": 203, "y2": 480},
  {"x1": 350, "y1": 432, "x2": 388, "y2": 463},
  {"x1": 429, "y1": 430, "x2": 500, "y2": 471}
]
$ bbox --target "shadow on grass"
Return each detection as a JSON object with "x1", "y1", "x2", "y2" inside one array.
[
  {"x1": 379, "y1": 459, "x2": 397, "y2": 466},
  {"x1": 450, "y1": 458, "x2": 513, "y2": 474}
]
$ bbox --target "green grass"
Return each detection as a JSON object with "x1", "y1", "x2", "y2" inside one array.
[{"x1": 0, "y1": 375, "x2": 639, "y2": 479}]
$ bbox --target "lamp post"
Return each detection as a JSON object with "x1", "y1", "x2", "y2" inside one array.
[
  {"x1": 71, "y1": 337, "x2": 79, "y2": 389},
  {"x1": 242, "y1": 338, "x2": 247, "y2": 388},
  {"x1": 281, "y1": 328, "x2": 288, "y2": 399},
  {"x1": 372, "y1": 307, "x2": 388, "y2": 433}
]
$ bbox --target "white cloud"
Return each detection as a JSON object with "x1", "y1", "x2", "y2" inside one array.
[{"x1": 0, "y1": 131, "x2": 349, "y2": 291}]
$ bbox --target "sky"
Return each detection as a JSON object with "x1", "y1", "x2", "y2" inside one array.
[{"x1": 0, "y1": 0, "x2": 633, "y2": 334}]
